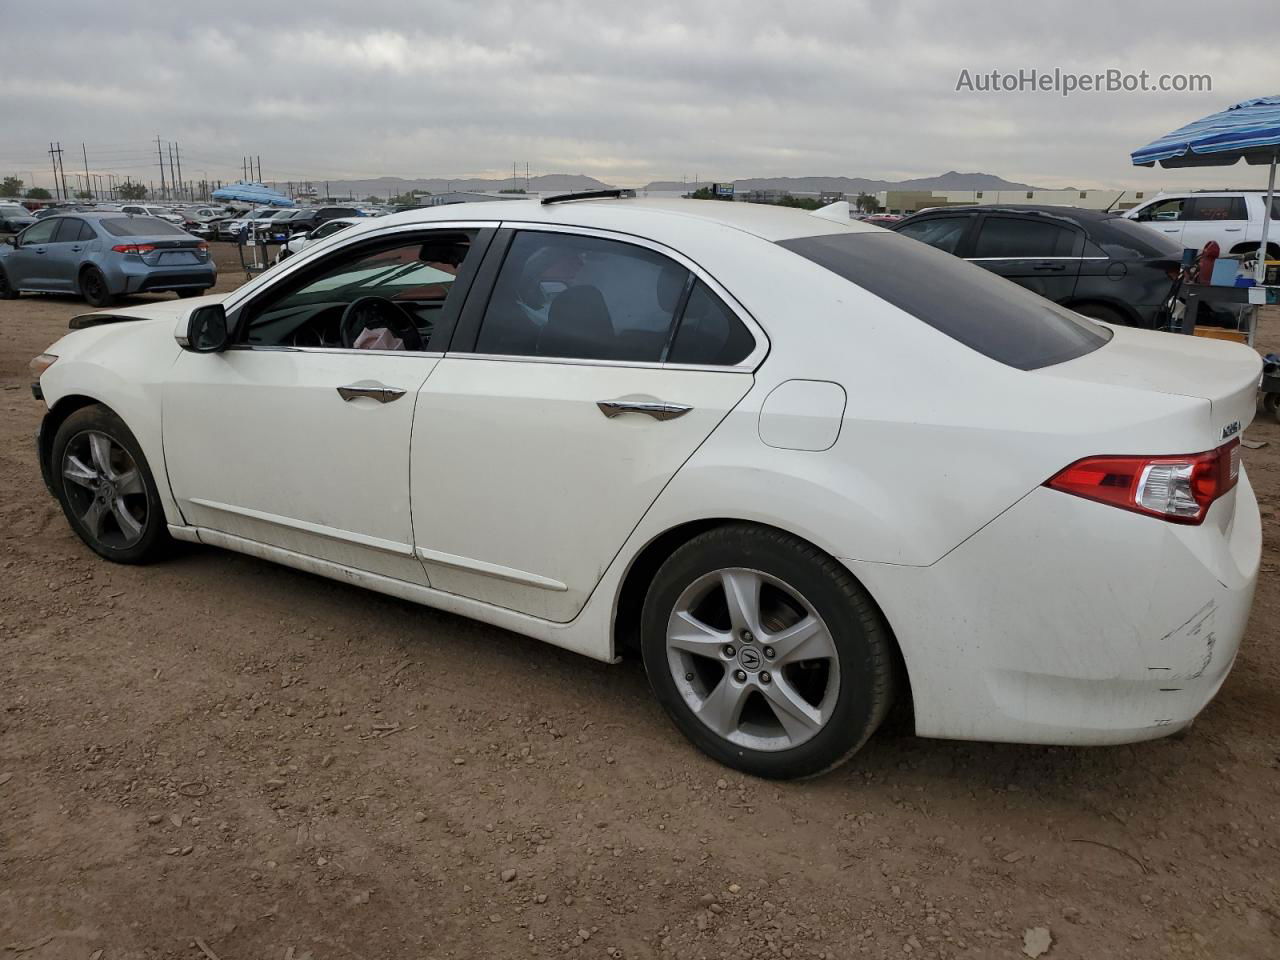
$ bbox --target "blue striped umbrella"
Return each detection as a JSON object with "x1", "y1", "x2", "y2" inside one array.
[{"x1": 1132, "y1": 96, "x2": 1279, "y2": 282}]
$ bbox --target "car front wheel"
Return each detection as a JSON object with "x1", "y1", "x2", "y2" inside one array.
[
  {"x1": 51, "y1": 405, "x2": 171, "y2": 564},
  {"x1": 641, "y1": 524, "x2": 895, "y2": 779},
  {"x1": 0, "y1": 265, "x2": 17, "y2": 299}
]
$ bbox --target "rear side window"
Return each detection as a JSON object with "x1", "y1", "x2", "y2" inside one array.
[
  {"x1": 895, "y1": 216, "x2": 970, "y2": 254},
  {"x1": 52, "y1": 218, "x2": 84, "y2": 242},
  {"x1": 668, "y1": 281, "x2": 754, "y2": 365},
  {"x1": 101, "y1": 217, "x2": 187, "y2": 237},
  {"x1": 1186, "y1": 197, "x2": 1247, "y2": 221},
  {"x1": 973, "y1": 217, "x2": 1078, "y2": 258},
  {"x1": 778, "y1": 232, "x2": 1110, "y2": 371},
  {"x1": 477, "y1": 231, "x2": 689, "y2": 362}
]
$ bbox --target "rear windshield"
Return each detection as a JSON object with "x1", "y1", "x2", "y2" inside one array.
[
  {"x1": 779, "y1": 232, "x2": 1111, "y2": 370},
  {"x1": 101, "y1": 217, "x2": 189, "y2": 237},
  {"x1": 1089, "y1": 217, "x2": 1182, "y2": 259}
]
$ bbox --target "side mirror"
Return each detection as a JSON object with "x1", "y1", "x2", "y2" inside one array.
[
  {"x1": 5, "y1": 236, "x2": 15, "y2": 247},
  {"x1": 178, "y1": 304, "x2": 229, "y2": 353}
]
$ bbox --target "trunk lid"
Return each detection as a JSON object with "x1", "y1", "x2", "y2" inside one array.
[{"x1": 1041, "y1": 324, "x2": 1260, "y2": 449}]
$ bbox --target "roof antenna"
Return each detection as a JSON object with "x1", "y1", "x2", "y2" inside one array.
[{"x1": 1102, "y1": 190, "x2": 1126, "y2": 214}]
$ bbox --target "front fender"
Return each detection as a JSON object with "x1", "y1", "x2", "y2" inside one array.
[{"x1": 38, "y1": 319, "x2": 184, "y2": 525}]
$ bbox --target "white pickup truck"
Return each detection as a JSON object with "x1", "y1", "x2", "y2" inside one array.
[{"x1": 1125, "y1": 191, "x2": 1279, "y2": 259}]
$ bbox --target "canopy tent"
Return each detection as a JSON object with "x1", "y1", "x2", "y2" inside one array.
[
  {"x1": 1131, "y1": 95, "x2": 1280, "y2": 283},
  {"x1": 210, "y1": 181, "x2": 295, "y2": 207}
]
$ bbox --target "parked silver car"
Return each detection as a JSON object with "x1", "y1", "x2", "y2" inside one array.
[{"x1": 0, "y1": 213, "x2": 216, "y2": 306}]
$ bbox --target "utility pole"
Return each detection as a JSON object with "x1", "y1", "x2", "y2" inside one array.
[
  {"x1": 82, "y1": 143, "x2": 91, "y2": 199},
  {"x1": 174, "y1": 143, "x2": 184, "y2": 201},
  {"x1": 49, "y1": 143, "x2": 61, "y2": 199},
  {"x1": 256, "y1": 156, "x2": 262, "y2": 183},
  {"x1": 156, "y1": 136, "x2": 167, "y2": 199},
  {"x1": 57, "y1": 143, "x2": 69, "y2": 202},
  {"x1": 167, "y1": 143, "x2": 175, "y2": 200}
]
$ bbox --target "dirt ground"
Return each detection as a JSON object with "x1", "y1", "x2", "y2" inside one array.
[{"x1": 1, "y1": 243, "x2": 1278, "y2": 960}]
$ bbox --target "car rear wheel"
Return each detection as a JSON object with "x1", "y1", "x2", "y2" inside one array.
[
  {"x1": 0, "y1": 266, "x2": 17, "y2": 299},
  {"x1": 640, "y1": 524, "x2": 895, "y2": 779},
  {"x1": 51, "y1": 405, "x2": 171, "y2": 564},
  {"x1": 79, "y1": 266, "x2": 116, "y2": 307}
]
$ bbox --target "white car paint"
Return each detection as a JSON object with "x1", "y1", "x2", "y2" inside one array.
[
  {"x1": 34, "y1": 198, "x2": 1262, "y2": 749},
  {"x1": 277, "y1": 217, "x2": 361, "y2": 261}
]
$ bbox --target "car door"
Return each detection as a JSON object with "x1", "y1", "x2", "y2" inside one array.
[
  {"x1": 410, "y1": 226, "x2": 763, "y2": 622},
  {"x1": 44, "y1": 217, "x2": 92, "y2": 290},
  {"x1": 163, "y1": 225, "x2": 493, "y2": 583},
  {"x1": 1130, "y1": 196, "x2": 1187, "y2": 247},
  {"x1": 968, "y1": 214, "x2": 1082, "y2": 304},
  {"x1": 1181, "y1": 196, "x2": 1248, "y2": 255},
  {"x1": 5, "y1": 217, "x2": 68, "y2": 290}
]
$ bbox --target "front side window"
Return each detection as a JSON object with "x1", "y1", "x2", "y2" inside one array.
[
  {"x1": 312, "y1": 220, "x2": 352, "y2": 241},
  {"x1": 895, "y1": 216, "x2": 970, "y2": 254},
  {"x1": 973, "y1": 217, "x2": 1078, "y2": 258},
  {"x1": 241, "y1": 231, "x2": 477, "y2": 350},
  {"x1": 476, "y1": 231, "x2": 691, "y2": 362},
  {"x1": 18, "y1": 219, "x2": 58, "y2": 245},
  {"x1": 1185, "y1": 196, "x2": 1247, "y2": 221},
  {"x1": 1135, "y1": 198, "x2": 1185, "y2": 222}
]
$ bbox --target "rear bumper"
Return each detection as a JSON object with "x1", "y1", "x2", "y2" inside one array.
[
  {"x1": 849, "y1": 467, "x2": 1260, "y2": 745},
  {"x1": 112, "y1": 260, "x2": 217, "y2": 294}
]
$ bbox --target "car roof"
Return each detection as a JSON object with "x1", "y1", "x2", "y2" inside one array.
[
  {"x1": 903, "y1": 204, "x2": 1125, "y2": 223},
  {"x1": 358, "y1": 197, "x2": 879, "y2": 243}
]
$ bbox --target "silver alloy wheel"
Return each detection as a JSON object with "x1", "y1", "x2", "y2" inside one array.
[
  {"x1": 61, "y1": 430, "x2": 147, "y2": 548},
  {"x1": 666, "y1": 567, "x2": 840, "y2": 752}
]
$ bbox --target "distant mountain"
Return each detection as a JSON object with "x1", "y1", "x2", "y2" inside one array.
[
  {"x1": 640, "y1": 171, "x2": 1045, "y2": 193},
  {"x1": 316, "y1": 173, "x2": 613, "y2": 198}
]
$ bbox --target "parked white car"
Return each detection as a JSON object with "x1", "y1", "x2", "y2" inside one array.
[
  {"x1": 273, "y1": 216, "x2": 361, "y2": 264},
  {"x1": 119, "y1": 204, "x2": 185, "y2": 225},
  {"x1": 1125, "y1": 190, "x2": 1280, "y2": 259},
  {"x1": 28, "y1": 197, "x2": 1262, "y2": 778}
]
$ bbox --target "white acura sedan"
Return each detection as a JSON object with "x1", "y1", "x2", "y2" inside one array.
[{"x1": 29, "y1": 193, "x2": 1262, "y2": 779}]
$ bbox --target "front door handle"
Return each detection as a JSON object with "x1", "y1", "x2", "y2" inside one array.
[
  {"x1": 337, "y1": 381, "x2": 406, "y2": 404},
  {"x1": 596, "y1": 399, "x2": 692, "y2": 421}
]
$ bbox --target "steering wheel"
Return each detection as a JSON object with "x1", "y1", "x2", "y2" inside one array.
[{"x1": 339, "y1": 296, "x2": 425, "y2": 351}]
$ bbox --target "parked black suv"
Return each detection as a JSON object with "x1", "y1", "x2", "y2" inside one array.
[
  {"x1": 284, "y1": 206, "x2": 363, "y2": 234},
  {"x1": 891, "y1": 205, "x2": 1182, "y2": 328}
]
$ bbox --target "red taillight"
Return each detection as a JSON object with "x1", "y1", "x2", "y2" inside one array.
[
  {"x1": 111, "y1": 243, "x2": 157, "y2": 254},
  {"x1": 1045, "y1": 439, "x2": 1239, "y2": 525},
  {"x1": 196, "y1": 241, "x2": 208, "y2": 252}
]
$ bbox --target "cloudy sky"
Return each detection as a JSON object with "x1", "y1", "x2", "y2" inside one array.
[{"x1": 3, "y1": 0, "x2": 1278, "y2": 192}]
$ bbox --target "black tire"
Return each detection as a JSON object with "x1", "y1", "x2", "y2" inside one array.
[
  {"x1": 1071, "y1": 303, "x2": 1129, "y2": 325},
  {"x1": 0, "y1": 265, "x2": 17, "y2": 299},
  {"x1": 79, "y1": 266, "x2": 116, "y2": 307},
  {"x1": 640, "y1": 524, "x2": 895, "y2": 779},
  {"x1": 1264, "y1": 392, "x2": 1280, "y2": 424},
  {"x1": 51, "y1": 405, "x2": 172, "y2": 564}
]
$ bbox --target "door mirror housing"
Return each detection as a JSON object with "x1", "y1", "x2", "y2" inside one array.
[
  {"x1": 6, "y1": 235, "x2": 17, "y2": 247},
  {"x1": 178, "y1": 303, "x2": 229, "y2": 353}
]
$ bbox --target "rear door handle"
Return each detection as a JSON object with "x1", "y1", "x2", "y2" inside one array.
[
  {"x1": 597, "y1": 399, "x2": 692, "y2": 421},
  {"x1": 337, "y1": 381, "x2": 406, "y2": 404}
]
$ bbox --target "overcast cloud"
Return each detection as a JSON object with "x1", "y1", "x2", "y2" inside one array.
[{"x1": 3, "y1": 0, "x2": 1278, "y2": 192}]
